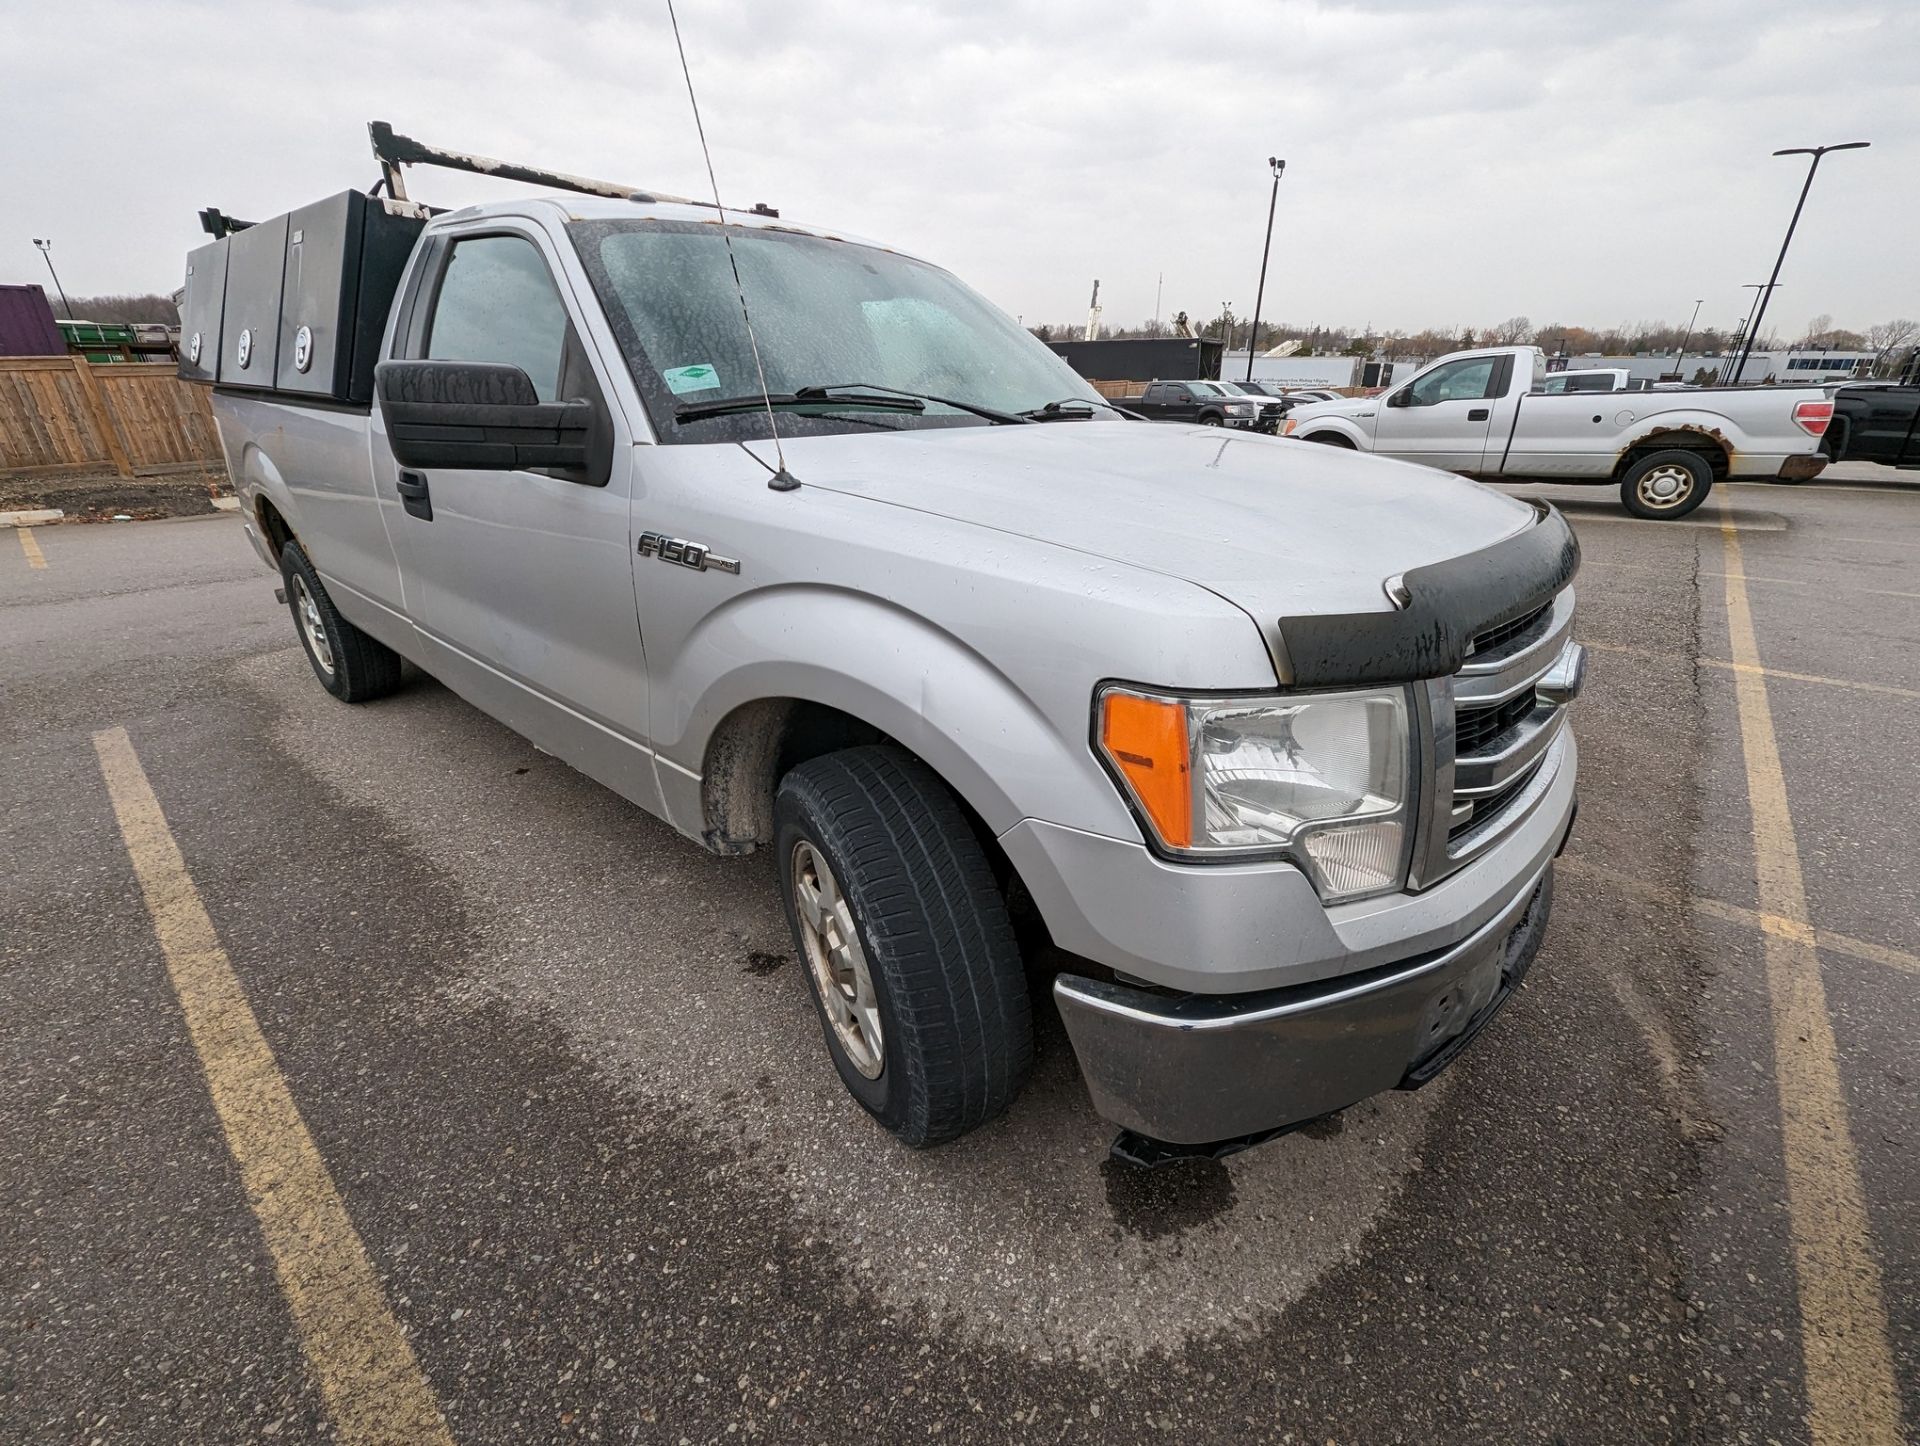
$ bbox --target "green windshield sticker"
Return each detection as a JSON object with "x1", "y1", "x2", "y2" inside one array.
[{"x1": 663, "y1": 363, "x2": 720, "y2": 395}]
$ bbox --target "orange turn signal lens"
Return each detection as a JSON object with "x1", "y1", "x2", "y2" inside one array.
[{"x1": 1099, "y1": 691, "x2": 1193, "y2": 848}]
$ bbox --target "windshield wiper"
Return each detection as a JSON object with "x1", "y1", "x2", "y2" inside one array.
[
  {"x1": 794, "y1": 382, "x2": 1030, "y2": 425},
  {"x1": 1019, "y1": 396, "x2": 1135, "y2": 422},
  {"x1": 674, "y1": 390, "x2": 925, "y2": 422}
]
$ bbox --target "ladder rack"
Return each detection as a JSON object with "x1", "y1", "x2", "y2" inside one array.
[{"x1": 367, "y1": 120, "x2": 776, "y2": 218}]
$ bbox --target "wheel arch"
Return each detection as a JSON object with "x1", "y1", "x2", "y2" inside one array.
[
  {"x1": 695, "y1": 694, "x2": 1038, "y2": 915},
  {"x1": 1292, "y1": 415, "x2": 1365, "y2": 447},
  {"x1": 1613, "y1": 426, "x2": 1731, "y2": 481},
  {"x1": 256, "y1": 493, "x2": 295, "y2": 555},
  {"x1": 1299, "y1": 429, "x2": 1358, "y2": 448},
  {"x1": 661, "y1": 590, "x2": 1144, "y2": 876}
]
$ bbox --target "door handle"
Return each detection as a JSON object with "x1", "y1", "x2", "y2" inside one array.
[
  {"x1": 396, "y1": 470, "x2": 433, "y2": 521},
  {"x1": 1468, "y1": 407, "x2": 1490, "y2": 421}
]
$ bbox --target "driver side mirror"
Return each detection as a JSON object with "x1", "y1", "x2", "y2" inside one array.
[
  {"x1": 1386, "y1": 389, "x2": 1413, "y2": 408},
  {"x1": 377, "y1": 359, "x2": 594, "y2": 474}
]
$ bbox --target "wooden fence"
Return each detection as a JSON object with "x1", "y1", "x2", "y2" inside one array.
[{"x1": 0, "y1": 357, "x2": 222, "y2": 477}]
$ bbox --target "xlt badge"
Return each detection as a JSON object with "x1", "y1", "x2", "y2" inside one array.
[{"x1": 637, "y1": 531, "x2": 741, "y2": 575}]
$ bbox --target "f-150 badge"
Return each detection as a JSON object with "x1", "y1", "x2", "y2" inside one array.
[{"x1": 637, "y1": 531, "x2": 741, "y2": 575}]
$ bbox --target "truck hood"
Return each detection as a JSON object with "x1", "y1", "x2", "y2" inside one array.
[{"x1": 740, "y1": 421, "x2": 1535, "y2": 624}]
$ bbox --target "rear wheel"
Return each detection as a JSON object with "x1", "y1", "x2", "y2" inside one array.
[
  {"x1": 773, "y1": 745, "x2": 1032, "y2": 1148},
  {"x1": 279, "y1": 540, "x2": 405, "y2": 702},
  {"x1": 1619, "y1": 449, "x2": 1713, "y2": 520}
]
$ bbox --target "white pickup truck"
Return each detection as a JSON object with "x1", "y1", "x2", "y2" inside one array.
[{"x1": 1284, "y1": 345, "x2": 1832, "y2": 518}]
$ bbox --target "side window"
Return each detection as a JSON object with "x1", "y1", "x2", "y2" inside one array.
[
  {"x1": 425, "y1": 235, "x2": 570, "y2": 402},
  {"x1": 1407, "y1": 357, "x2": 1498, "y2": 406}
]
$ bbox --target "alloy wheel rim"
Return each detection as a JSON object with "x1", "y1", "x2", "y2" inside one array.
[
  {"x1": 790, "y1": 840, "x2": 884, "y2": 1079},
  {"x1": 291, "y1": 574, "x2": 335, "y2": 676},
  {"x1": 1638, "y1": 465, "x2": 1694, "y2": 508}
]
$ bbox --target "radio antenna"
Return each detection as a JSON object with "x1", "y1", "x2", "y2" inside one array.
[{"x1": 665, "y1": 0, "x2": 798, "y2": 491}]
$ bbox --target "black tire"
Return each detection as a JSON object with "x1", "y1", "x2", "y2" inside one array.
[
  {"x1": 1199, "y1": 413, "x2": 1224, "y2": 426},
  {"x1": 1619, "y1": 449, "x2": 1714, "y2": 519},
  {"x1": 279, "y1": 540, "x2": 405, "y2": 702},
  {"x1": 1303, "y1": 431, "x2": 1356, "y2": 448},
  {"x1": 773, "y1": 745, "x2": 1032, "y2": 1148}
]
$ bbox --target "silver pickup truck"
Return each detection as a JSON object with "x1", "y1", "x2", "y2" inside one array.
[
  {"x1": 1285, "y1": 344, "x2": 1832, "y2": 518},
  {"x1": 185, "y1": 143, "x2": 1585, "y2": 1163}
]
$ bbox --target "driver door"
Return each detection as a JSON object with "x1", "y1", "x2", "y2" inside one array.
[
  {"x1": 372, "y1": 225, "x2": 661, "y2": 810},
  {"x1": 1371, "y1": 354, "x2": 1509, "y2": 473}
]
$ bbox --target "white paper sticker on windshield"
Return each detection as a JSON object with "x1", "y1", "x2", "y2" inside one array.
[{"x1": 663, "y1": 363, "x2": 720, "y2": 395}]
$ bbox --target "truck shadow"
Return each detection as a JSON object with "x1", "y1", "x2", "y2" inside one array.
[{"x1": 239, "y1": 648, "x2": 1445, "y2": 1359}]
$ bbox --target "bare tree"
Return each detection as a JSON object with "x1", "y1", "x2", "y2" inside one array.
[
  {"x1": 57, "y1": 292, "x2": 181, "y2": 325},
  {"x1": 1799, "y1": 314, "x2": 1837, "y2": 347},
  {"x1": 1484, "y1": 315, "x2": 1533, "y2": 345},
  {"x1": 1865, "y1": 318, "x2": 1919, "y2": 376}
]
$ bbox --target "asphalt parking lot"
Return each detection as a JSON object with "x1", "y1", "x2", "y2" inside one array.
[{"x1": 3, "y1": 467, "x2": 1915, "y2": 1444}]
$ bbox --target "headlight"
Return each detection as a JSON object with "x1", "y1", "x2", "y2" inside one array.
[
  {"x1": 1225, "y1": 402, "x2": 1253, "y2": 413},
  {"x1": 1096, "y1": 685, "x2": 1412, "y2": 902}
]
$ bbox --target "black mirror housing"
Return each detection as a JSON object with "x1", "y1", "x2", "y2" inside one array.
[
  {"x1": 1386, "y1": 389, "x2": 1411, "y2": 409},
  {"x1": 377, "y1": 359, "x2": 594, "y2": 474}
]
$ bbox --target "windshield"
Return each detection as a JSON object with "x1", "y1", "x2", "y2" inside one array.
[{"x1": 570, "y1": 218, "x2": 1108, "y2": 441}]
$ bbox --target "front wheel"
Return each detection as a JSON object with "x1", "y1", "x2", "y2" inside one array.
[
  {"x1": 1619, "y1": 449, "x2": 1714, "y2": 519},
  {"x1": 1199, "y1": 414, "x2": 1224, "y2": 427},
  {"x1": 773, "y1": 746, "x2": 1033, "y2": 1148}
]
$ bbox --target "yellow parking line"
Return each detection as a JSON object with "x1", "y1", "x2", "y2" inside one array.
[
  {"x1": 1583, "y1": 558, "x2": 1920, "y2": 602},
  {"x1": 17, "y1": 526, "x2": 47, "y2": 569},
  {"x1": 1715, "y1": 571, "x2": 1920, "y2": 601},
  {"x1": 1717, "y1": 507, "x2": 1903, "y2": 1443},
  {"x1": 1556, "y1": 856, "x2": 1920, "y2": 978},
  {"x1": 92, "y1": 727, "x2": 454, "y2": 1446},
  {"x1": 1581, "y1": 640, "x2": 1920, "y2": 701}
]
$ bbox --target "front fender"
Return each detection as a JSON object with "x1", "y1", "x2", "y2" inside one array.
[
  {"x1": 652, "y1": 583, "x2": 1142, "y2": 843},
  {"x1": 1292, "y1": 414, "x2": 1372, "y2": 449}
]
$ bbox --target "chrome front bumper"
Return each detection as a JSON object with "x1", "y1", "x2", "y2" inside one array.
[{"x1": 1053, "y1": 859, "x2": 1556, "y2": 1148}]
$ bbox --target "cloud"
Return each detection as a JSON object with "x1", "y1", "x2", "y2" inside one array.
[{"x1": 3, "y1": 0, "x2": 1914, "y2": 334}]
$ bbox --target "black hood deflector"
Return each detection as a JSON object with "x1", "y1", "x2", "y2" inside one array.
[{"x1": 1278, "y1": 502, "x2": 1579, "y2": 687}]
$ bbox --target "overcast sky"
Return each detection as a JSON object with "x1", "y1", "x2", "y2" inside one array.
[{"x1": 4, "y1": 1, "x2": 1915, "y2": 338}]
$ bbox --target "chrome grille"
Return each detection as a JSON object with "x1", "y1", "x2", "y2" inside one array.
[
  {"x1": 1410, "y1": 586, "x2": 1581, "y2": 888},
  {"x1": 1447, "y1": 756, "x2": 1544, "y2": 842},
  {"x1": 1468, "y1": 602, "x2": 1551, "y2": 660},
  {"x1": 1454, "y1": 691, "x2": 1536, "y2": 755}
]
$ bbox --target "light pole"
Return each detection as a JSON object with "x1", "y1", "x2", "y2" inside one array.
[
  {"x1": 1672, "y1": 298, "x2": 1703, "y2": 381},
  {"x1": 1245, "y1": 157, "x2": 1286, "y2": 382},
  {"x1": 1731, "y1": 141, "x2": 1870, "y2": 384},
  {"x1": 1220, "y1": 301, "x2": 1234, "y2": 360},
  {"x1": 1723, "y1": 283, "x2": 1771, "y2": 384},
  {"x1": 30, "y1": 238, "x2": 74, "y2": 320}
]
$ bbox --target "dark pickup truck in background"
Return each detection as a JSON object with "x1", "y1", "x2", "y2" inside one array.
[
  {"x1": 1122, "y1": 379, "x2": 1281, "y2": 430},
  {"x1": 1825, "y1": 382, "x2": 1920, "y2": 468}
]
